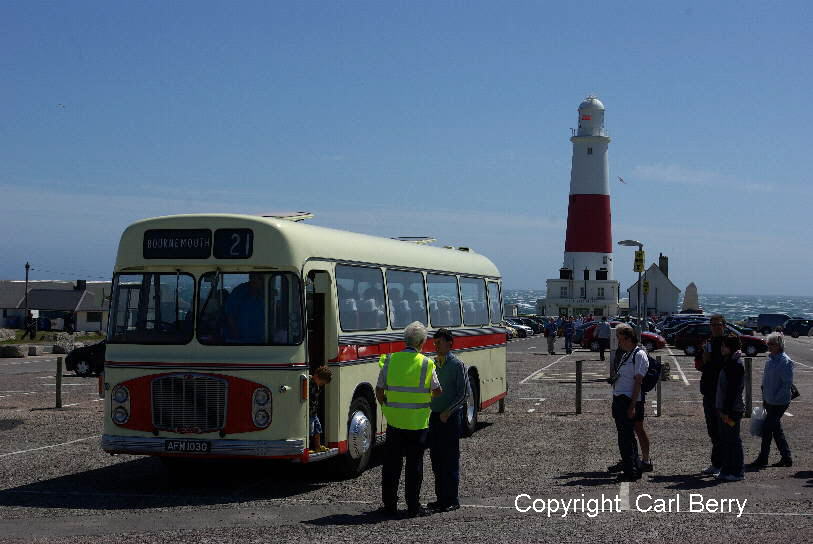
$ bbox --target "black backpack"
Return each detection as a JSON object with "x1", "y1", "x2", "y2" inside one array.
[
  {"x1": 615, "y1": 347, "x2": 661, "y2": 393},
  {"x1": 639, "y1": 348, "x2": 662, "y2": 393}
]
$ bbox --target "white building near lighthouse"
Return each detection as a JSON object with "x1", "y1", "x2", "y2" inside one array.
[{"x1": 540, "y1": 96, "x2": 620, "y2": 317}]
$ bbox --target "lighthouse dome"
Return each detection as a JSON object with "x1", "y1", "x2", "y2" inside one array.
[{"x1": 579, "y1": 96, "x2": 605, "y2": 111}]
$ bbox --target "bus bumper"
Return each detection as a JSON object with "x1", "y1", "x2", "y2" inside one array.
[{"x1": 102, "y1": 434, "x2": 305, "y2": 458}]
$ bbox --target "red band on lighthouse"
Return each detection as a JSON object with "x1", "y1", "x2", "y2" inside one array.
[{"x1": 564, "y1": 194, "x2": 612, "y2": 253}]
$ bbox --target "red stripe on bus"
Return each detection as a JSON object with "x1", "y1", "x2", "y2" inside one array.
[
  {"x1": 105, "y1": 360, "x2": 306, "y2": 368},
  {"x1": 480, "y1": 391, "x2": 507, "y2": 410},
  {"x1": 564, "y1": 194, "x2": 612, "y2": 253},
  {"x1": 331, "y1": 333, "x2": 506, "y2": 363}
]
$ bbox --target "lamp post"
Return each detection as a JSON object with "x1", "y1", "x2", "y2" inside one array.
[
  {"x1": 24, "y1": 262, "x2": 30, "y2": 325},
  {"x1": 618, "y1": 240, "x2": 643, "y2": 342}
]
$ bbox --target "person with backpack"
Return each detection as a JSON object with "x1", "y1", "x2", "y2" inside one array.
[
  {"x1": 608, "y1": 327, "x2": 659, "y2": 475},
  {"x1": 609, "y1": 323, "x2": 650, "y2": 481}
]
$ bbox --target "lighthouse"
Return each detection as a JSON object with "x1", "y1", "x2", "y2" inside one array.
[
  {"x1": 564, "y1": 96, "x2": 613, "y2": 278},
  {"x1": 538, "y1": 96, "x2": 620, "y2": 318}
]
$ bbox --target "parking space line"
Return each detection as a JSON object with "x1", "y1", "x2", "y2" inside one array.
[
  {"x1": 0, "y1": 435, "x2": 100, "y2": 458},
  {"x1": 666, "y1": 347, "x2": 690, "y2": 386},
  {"x1": 519, "y1": 354, "x2": 571, "y2": 384},
  {"x1": 619, "y1": 482, "x2": 630, "y2": 511}
]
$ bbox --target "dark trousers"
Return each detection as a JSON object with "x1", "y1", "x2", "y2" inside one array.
[
  {"x1": 564, "y1": 335, "x2": 573, "y2": 353},
  {"x1": 717, "y1": 413, "x2": 744, "y2": 476},
  {"x1": 702, "y1": 394, "x2": 724, "y2": 468},
  {"x1": 382, "y1": 425, "x2": 428, "y2": 512},
  {"x1": 429, "y1": 411, "x2": 461, "y2": 507},
  {"x1": 21, "y1": 326, "x2": 36, "y2": 340},
  {"x1": 546, "y1": 334, "x2": 556, "y2": 354},
  {"x1": 598, "y1": 338, "x2": 609, "y2": 360},
  {"x1": 759, "y1": 403, "x2": 791, "y2": 460},
  {"x1": 612, "y1": 395, "x2": 640, "y2": 476}
]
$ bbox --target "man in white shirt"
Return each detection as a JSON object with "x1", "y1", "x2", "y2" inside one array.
[{"x1": 610, "y1": 323, "x2": 649, "y2": 481}]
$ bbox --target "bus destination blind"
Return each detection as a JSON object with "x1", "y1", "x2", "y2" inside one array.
[{"x1": 143, "y1": 229, "x2": 212, "y2": 259}]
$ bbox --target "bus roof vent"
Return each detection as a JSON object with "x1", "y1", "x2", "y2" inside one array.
[
  {"x1": 261, "y1": 211, "x2": 314, "y2": 222},
  {"x1": 391, "y1": 236, "x2": 436, "y2": 245},
  {"x1": 457, "y1": 247, "x2": 471, "y2": 252}
]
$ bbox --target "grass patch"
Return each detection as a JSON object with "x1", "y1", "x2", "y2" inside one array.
[{"x1": 0, "y1": 329, "x2": 105, "y2": 345}]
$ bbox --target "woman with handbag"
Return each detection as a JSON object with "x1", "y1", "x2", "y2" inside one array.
[{"x1": 749, "y1": 332, "x2": 794, "y2": 468}]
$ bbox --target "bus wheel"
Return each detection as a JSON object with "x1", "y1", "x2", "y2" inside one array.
[
  {"x1": 342, "y1": 396, "x2": 373, "y2": 477},
  {"x1": 462, "y1": 376, "x2": 479, "y2": 437}
]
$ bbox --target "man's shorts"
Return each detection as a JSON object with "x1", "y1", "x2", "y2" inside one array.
[
  {"x1": 634, "y1": 400, "x2": 646, "y2": 422},
  {"x1": 310, "y1": 415, "x2": 323, "y2": 436}
]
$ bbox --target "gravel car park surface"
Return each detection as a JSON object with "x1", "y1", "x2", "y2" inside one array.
[{"x1": 1, "y1": 339, "x2": 811, "y2": 543}]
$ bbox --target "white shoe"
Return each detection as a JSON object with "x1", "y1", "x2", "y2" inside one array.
[{"x1": 702, "y1": 465, "x2": 720, "y2": 475}]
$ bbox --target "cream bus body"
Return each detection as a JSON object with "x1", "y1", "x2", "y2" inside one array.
[{"x1": 103, "y1": 213, "x2": 506, "y2": 473}]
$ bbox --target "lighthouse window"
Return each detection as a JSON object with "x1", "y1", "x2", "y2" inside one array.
[
  {"x1": 560, "y1": 286, "x2": 568, "y2": 297},
  {"x1": 596, "y1": 270, "x2": 608, "y2": 280},
  {"x1": 583, "y1": 270, "x2": 590, "y2": 281},
  {"x1": 587, "y1": 147, "x2": 593, "y2": 155}
]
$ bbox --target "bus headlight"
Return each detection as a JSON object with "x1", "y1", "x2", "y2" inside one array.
[
  {"x1": 113, "y1": 406, "x2": 129, "y2": 424},
  {"x1": 112, "y1": 385, "x2": 129, "y2": 404},
  {"x1": 253, "y1": 409, "x2": 270, "y2": 428},
  {"x1": 253, "y1": 387, "x2": 271, "y2": 406}
]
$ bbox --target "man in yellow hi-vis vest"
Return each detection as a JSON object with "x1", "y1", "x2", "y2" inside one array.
[{"x1": 376, "y1": 321, "x2": 442, "y2": 518}]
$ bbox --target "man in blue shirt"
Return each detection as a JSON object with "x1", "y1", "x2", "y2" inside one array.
[
  {"x1": 427, "y1": 328, "x2": 469, "y2": 513},
  {"x1": 225, "y1": 273, "x2": 266, "y2": 343},
  {"x1": 563, "y1": 316, "x2": 575, "y2": 354},
  {"x1": 545, "y1": 318, "x2": 558, "y2": 355}
]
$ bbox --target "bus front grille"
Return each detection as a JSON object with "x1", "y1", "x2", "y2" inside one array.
[{"x1": 151, "y1": 374, "x2": 227, "y2": 432}]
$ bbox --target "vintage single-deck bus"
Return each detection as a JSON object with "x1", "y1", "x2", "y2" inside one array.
[{"x1": 102, "y1": 213, "x2": 507, "y2": 474}]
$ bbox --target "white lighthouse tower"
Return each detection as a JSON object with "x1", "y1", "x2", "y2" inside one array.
[{"x1": 538, "y1": 96, "x2": 620, "y2": 318}]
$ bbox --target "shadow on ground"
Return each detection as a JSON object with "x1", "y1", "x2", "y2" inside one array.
[
  {"x1": 0, "y1": 418, "x2": 24, "y2": 431},
  {"x1": 648, "y1": 473, "x2": 722, "y2": 490},
  {"x1": 554, "y1": 471, "x2": 618, "y2": 487},
  {"x1": 0, "y1": 449, "x2": 379, "y2": 511}
]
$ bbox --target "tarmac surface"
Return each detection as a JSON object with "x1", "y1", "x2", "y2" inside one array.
[{"x1": 1, "y1": 336, "x2": 811, "y2": 543}]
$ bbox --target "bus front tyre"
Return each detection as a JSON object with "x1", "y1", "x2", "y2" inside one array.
[{"x1": 342, "y1": 396, "x2": 373, "y2": 477}]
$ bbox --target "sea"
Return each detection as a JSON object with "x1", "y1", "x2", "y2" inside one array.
[{"x1": 504, "y1": 289, "x2": 813, "y2": 322}]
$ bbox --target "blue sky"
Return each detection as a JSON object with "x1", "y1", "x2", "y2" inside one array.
[{"x1": 1, "y1": 1, "x2": 811, "y2": 295}]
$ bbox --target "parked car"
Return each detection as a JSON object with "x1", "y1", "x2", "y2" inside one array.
[
  {"x1": 581, "y1": 322, "x2": 666, "y2": 352},
  {"x1": 502, "y1": 323, "x2": 519, "y2": 340},
  {"x1": 727, "y1": 323, "x2": 755, "y2": 336},
  {"x1": 65, "y1": 341, "x2": 106, "y2": 377},
  {"x1": 757, "y1": 313, "x2": 791, "y2": 335},
  {"x1": 673, "y1": 324, "x2": 767, "y2": 357},
  {"x1": 573, "y1": 320, "x2": 598, "y2": 344},
  {"x1": 783, "y1": 318, "x2": 813, "y2": 338},
  {"x1": 743, "y1": 316, "x2": 759, "y2": 329},
  {"x1": 504, "y1": 319, "x2": 533, "y2": 338},
  {"x1": 515, "y1": 317, "x2": 544, "y2": 334}
]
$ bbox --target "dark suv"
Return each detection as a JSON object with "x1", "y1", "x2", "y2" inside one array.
[
  {"x1": 783, "y1": 318, "x2": 813, "y2": 338},
  {"x1": 757, "y1": 313, "x2": 791, "y2": 335}
]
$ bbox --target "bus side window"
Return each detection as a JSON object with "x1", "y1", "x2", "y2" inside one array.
[
  {"x1": 386, "y1": 270, "x2": 427, "y2": 329},
  {"x1": 336, "y1": 265, "x2": 387, "y2": 331},
  {"x1": 487, "y1": 281, "x2": 502, "y2": 324},
  {"x1": 427, "y1": 274, "x2": 461, "y2": 327}
]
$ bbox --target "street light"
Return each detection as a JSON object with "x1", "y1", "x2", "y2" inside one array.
[{"x1": 617, "y1": 240, "x2": 643, "y2": 342}]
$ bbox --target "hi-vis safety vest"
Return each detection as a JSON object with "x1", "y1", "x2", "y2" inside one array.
[{"x1": 379, "y1": 352, "x2": 435, "y2": 430}]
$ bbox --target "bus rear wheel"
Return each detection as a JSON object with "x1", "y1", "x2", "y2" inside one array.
[
  {"x1": 341, "y1": 396, "x2": 373, "y2": 477},
  {"x1": 462, "y1": 375, "x2": 479, "y2": 437}
]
